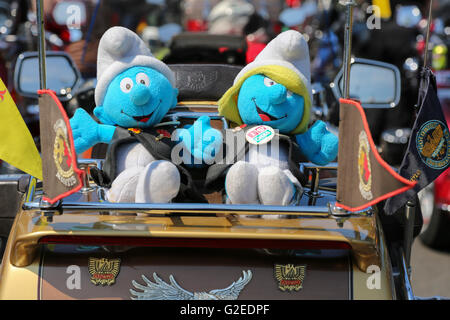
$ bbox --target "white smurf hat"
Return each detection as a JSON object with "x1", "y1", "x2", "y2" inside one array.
[{"x1": 95, "y1": 26, "x2": 175, "y2": 106}]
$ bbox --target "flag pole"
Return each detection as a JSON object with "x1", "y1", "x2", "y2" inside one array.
[
  {"x1": 341, "y1": 0, "x2": 356, "y2": 99},
  {"x1": 422, "y1": 0, "x2": 434, "y2": 69},
  {"x1": 403, "y1": 0, "x2": 434, "y2": 272},
  {"x1": 333, "y1": 0, "x2": 357, "y2": 215},
  {"x1": 36, "y1": 0, "x2": 47, "y2": 90},
  {"x1": 36, "y1": 0, "x2": 60, "y2": 208}
]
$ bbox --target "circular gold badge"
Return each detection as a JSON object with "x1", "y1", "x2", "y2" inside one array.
[{"x1": 53, "y1": 119, "x2": 74, "y2": 180}]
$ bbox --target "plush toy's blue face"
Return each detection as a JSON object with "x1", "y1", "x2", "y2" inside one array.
[
  {"x1": 237, "y1": 74, "x2": 304, "y2": 133},
  {"x1": 94, "y1": 66, "x2": 178, "y2": 128}
]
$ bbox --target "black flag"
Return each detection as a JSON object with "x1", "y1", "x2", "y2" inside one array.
[{"x1": 384, "y1": 68, "x2": 450, "y2": 215}]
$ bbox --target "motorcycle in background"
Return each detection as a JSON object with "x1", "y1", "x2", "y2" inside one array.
[{"x1": 420, "y1": 15, "x2": 450, "y2": 251}]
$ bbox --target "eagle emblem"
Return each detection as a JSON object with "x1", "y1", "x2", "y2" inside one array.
[
  {"x1": 275, "y1": 264, "x2": 306, "y2": 292},
  {"x1": 88, "y1": 257, "x2": 121, "y2": 286},
  {"x1": 416, "y1": 120, "x2": 450, "y2": 170},
  {"x1": 421, "y1": 124, "x2": 444, "y2": 158},
  {"x1": 177, "y1": 71, "x2": 218, "y2": 92},
  {"x1": 130, "y1": 270, "x2": 252, "y2": 300}
]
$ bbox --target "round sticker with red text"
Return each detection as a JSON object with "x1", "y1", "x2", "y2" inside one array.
[{"x1": 245, "y1": 125, "x2": 275, "y2": 145}]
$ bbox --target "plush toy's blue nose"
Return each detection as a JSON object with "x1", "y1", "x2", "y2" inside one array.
[
  {"x1": 268, "y1": 85, "x2": 287, "y2": 105},
  {"x1": 130, "y1": 85, "x2": 151, "y2": 106}
]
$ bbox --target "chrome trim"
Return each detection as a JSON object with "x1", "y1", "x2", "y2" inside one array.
[
  {"x1": 78, "y1": 158, "x2": 103, "y2": 170},
  {"x1": 23, "y1": 201, "x2": 332, "y2": 216}
]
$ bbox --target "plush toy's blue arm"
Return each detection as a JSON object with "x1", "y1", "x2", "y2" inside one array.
[
  {"x1": 178, "y1": 115, "x2": 223, "y2": 167},
  {"x1": 70, "y1": 108, "x2": 116, "y2": 154},
  {"x1": 295, "y1": 120, "x2": 338, "y2": 165}
]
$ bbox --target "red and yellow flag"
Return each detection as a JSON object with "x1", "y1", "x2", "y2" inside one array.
[
  {"x1": 336, "y1": 99, "x2": 416, "y2": 212},
  {"x1": 0, "y1": 78, "x2": 42, "y2": 180}
]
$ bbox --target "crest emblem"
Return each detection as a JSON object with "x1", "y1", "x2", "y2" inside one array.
[
  {"x1": 128, "y1": 128, "x2": 142, "y2": 134},
  {"x1": 88, "y1": 257, "x2": 121, "y2": 286},
  {"x1": 358, "y1": 130, "x2": 373, "y2": 201},
  {"x1": 416, "y1": 120, "x2": 450, "y2": 169},
  {"x1": 274, "y1": 264, "x2": 306, "y2": 292},
  {"x1": 130, "y1": 270, "x2": 252, "y2": 300},
  {"x1": 53, "y1": 119, "x2": 77, "y2": 187}
]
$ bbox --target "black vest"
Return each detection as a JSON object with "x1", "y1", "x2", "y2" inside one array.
[
  {"x1": 90, "y1": 125, "x2": 207, "y2": 203},
  {"x1": 204, "y1": 125, "x2": 308, "y2": 191}
]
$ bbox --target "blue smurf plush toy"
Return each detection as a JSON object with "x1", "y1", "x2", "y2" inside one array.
[
  {"x1": 217, "y1": 30, "x2": 338, "y2": 207},
  {"x1": 70, "y1": 26, "x2": 215, "y2": 203}
]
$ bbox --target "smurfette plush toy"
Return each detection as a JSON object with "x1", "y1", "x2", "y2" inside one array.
[
  {"x1": 216, "y1": 30, "x2": 338, "y2": 206},
  {"x1": 70, "y1": 26, "x2": 215, "y2": 203}
]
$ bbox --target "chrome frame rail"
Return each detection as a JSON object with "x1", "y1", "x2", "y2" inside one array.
[{"x1": 23, "y1": 200, "x2": 332, "y2": 217}]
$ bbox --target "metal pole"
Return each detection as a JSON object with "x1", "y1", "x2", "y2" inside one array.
[
  {"x1": 342, "y1": 0, "x2": 356, "y2": 99},
  {"x1": 404, "y1": 200, "x2": 416, "y2": 269},
  {"x1": 423, "y1": 0, "x2": 433, "y2": 68},
  {"x1": 36, "y1": 0, "x2": 47, "y2": 90}
]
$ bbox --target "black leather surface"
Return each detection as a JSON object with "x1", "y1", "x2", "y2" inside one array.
[{"x1": 169, "y1": 64, "x2": 242, "y2": 101}]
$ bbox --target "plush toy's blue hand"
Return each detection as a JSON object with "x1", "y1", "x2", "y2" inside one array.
[
  {"x1": 70, "y1": 108, "x2": 116, "y2": 154},
  {"x1": 179, "y1": 115, "x2": 223, "y2": 166},
  {"x1": 295, "y1": 120, "x2": 338, "y2": 165}
]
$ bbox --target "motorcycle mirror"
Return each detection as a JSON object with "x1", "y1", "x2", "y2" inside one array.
[
  {"x1": 14, "y1": 51, "x2": 81, "y2": 102},
  {"x1": 331, "y1": 58, "x2": 401, "y2": 108}
]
